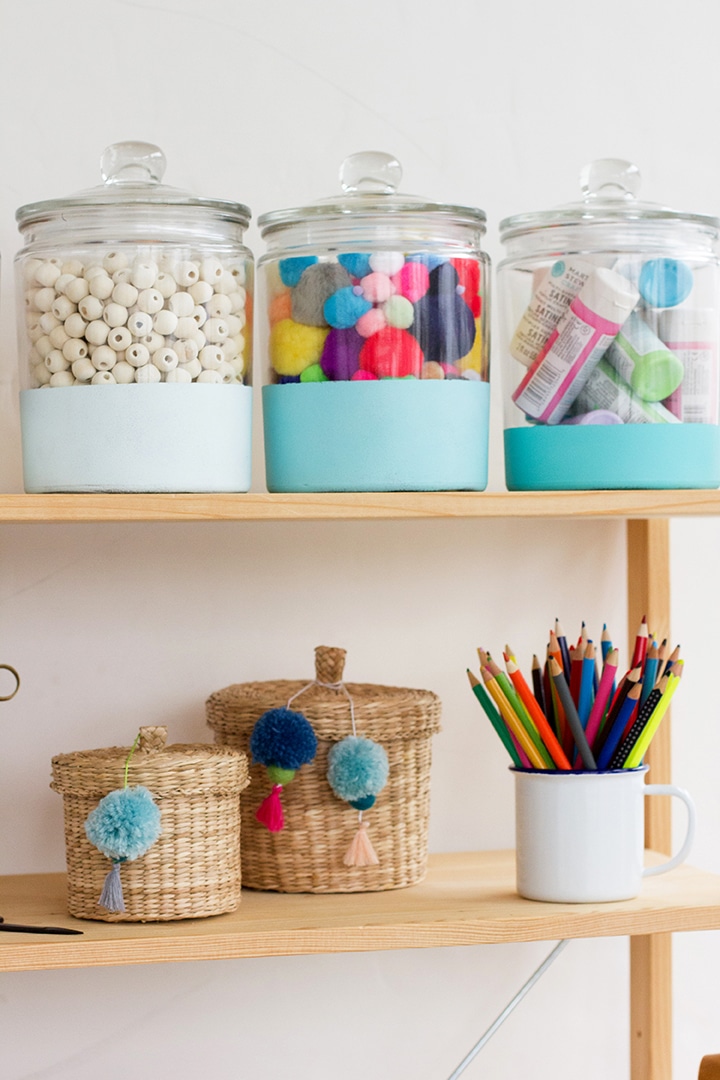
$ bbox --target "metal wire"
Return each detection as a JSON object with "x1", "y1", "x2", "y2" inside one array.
[{"x1": 444, "y1": 939, "x2": 570, "y2": 1079}]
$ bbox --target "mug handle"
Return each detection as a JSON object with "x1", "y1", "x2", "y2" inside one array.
[{"x1": 642, "y1": 783, "x2": 696, "y2": 878}]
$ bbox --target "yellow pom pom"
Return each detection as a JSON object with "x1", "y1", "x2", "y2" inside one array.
[
  {"x1": 270, "y1": 318, "x2": 329, "y2": 376},
  {"x1": 458, "y1": 319, "x2": 484, "y2": 374}
]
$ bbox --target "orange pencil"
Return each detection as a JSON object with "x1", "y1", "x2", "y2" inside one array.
[{"x1": 505, "y1": 658, "x2": 571, "y2": 770}]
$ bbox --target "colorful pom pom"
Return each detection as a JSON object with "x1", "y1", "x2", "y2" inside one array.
[
  {"x1": 368, "y1": 251, "x2": 405, "y2": 277},
  {"x1": 292, "y1": 263, "x2": 352, "y2": 327},
  {"x1": 392, "y1": 261, "x2": 430, "y2": 303},
  {"x1": 359, "y1": 326, "x2": 424, "y2": 378},
  {"x1": 338, "y1": 252, "x2": 372, "y2": 278},
  {"x1": 85, "y1": 785, "x2": 162, "y2": 862},
  {"x1": 327, "y1": 735, "x2": 389, "y2": 804},
  {"x1": 279, "y1": 256, "x2": 318, "y2": 288},
  {"x1": 323, "y1": 286, "x2": 372, "y2": 329},
  {"x1": 250, "y1": 707, "x2": 318, "y2": 770},
  {"x1": 269, "y1": 318, "x2": 329, "y2": 377},
  {"x1": 359, "y1": 271, "x2": 395, "y2": 304},
  {"x1": 320, "y1": 327, "x2": 364, "y2": 380}
]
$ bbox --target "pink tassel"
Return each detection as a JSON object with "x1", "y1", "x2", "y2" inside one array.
[
  {"x1": 255, "y1": 784, "x2": 284, "y2": 832},
  {"x1": 343, "y1": 821, "x2": 379, "y2": 867}
]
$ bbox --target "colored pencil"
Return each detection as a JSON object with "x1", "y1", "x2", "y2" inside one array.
[
  {"x1": 595, "y1": 682, "x2": 642, "y2": 770},
  {"x1": 489, "y1": 657, "x2": 554, "y2": 768},
  {"x1": 592, "y1": 666, "x2": 641, "y2": 757},
  {"x1": 505, "y1": 658, "x2": 571, "y2": 770},
  {"x1": 578, "y1": 641, "x2": 596, "y2": 729},
  {"x1": 531, "y1": 654, "x2": 547, "y2": 719},
  {"x1": 624, "y1": 663, "x2": 683, "y2": 769},
  {"x1": 631, "y1": 615, "x2": 649, "y2": 670},
  {"x1": 548, "y1": 657, "x2": 596, "y2": 769},
  {"x1": 481, "y1": 668, "x2": 547, "y2": 770},
  {"x1": 640, "y1": 641, "x2": 660, "y2": 706},
  {"x1": 609, "y1": 680, "x2": 665, "y2": 769},
  {"x1": 584, "y1": 647, "x2": 619, "y2": 752},
  {"x1": 467, "y1": 669, "x2": 523, "y2": 767},
  {"x1": 555, "y1": 619, "x2": 571, "y2": 681}
]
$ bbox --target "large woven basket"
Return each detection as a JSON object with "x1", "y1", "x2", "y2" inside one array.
[
  {"x1": 50, "y1": 725, "x2": 249, "y2": 922},
  {"x1": 205, "y1": 646, "x2": 442, "y2": 893}
]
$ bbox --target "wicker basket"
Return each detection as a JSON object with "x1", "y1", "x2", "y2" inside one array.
[
  {"x1": 50, "y1": 725, "x2": 249, "y2": 922},
  {"x1": 205, "y1": 646, "x2": 442, "y2": 893}
]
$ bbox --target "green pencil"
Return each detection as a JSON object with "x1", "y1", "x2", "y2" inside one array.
[{"x1": 467, "y1": 669, "x2": 522, "y2": 767}]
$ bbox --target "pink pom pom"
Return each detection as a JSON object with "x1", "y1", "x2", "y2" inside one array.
[
  {"x1": 255, "y1": 785, "x2": 285, "y2": 832},
  {"x1": 355, "y1": 307, "x2": 387, "y2": 338},
  {"x1": 392, "y1": 262, "x2": 430, "y2": 303},
  {"x1": 360, "y1": 272, "x2": 395, "y2": 304},
  {"x1": 351, "y1": 370, "x2": 378, "y2": 380}
]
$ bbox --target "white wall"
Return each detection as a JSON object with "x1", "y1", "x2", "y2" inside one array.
[{"x1": 0, "y1": 1, "x2": 718, "y2": 1077}]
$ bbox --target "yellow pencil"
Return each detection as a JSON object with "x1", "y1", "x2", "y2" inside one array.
[
  {"x1": 481, "y1": 667, "x2": 547, "y2": 769},
  {"x1": 624, "y1": 662, "x2": 683, "y2": 769}
]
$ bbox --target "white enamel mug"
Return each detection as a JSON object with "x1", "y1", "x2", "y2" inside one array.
[{"x1": 513, "y1": 765, "x2": 695, "y2": 903}]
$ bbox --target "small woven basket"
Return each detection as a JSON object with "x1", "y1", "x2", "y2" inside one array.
[
  {"x1": 50, "y1": 726, "x2": 249, "y2": 922},
  {"x1": 205, "y1": 646, "x2": 442, "y2": 893}
]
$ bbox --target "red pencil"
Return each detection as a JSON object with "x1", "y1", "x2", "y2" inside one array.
[{"x1": 631, "y1": 615, "x2": 649, "y2": 670}]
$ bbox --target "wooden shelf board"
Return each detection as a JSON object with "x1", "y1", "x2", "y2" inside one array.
[
  {"x1": 3, "y1": 851, "x2": 720, "y2": 972},
  {"x1": 0, "y1": 489, "x2": 719, "y2": 523}
]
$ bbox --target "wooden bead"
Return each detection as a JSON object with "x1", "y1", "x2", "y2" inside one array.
[
  {"x1": 111, "y1": 360, "x2": 136, "y2": 384},
  {"x1": 228, "y1": 287, "x2": 246, "y2": 313},
  {"x1": 164, "y1": 367, "x2": 192, "y2": 383},
  {"x1": 174, "y1": 339, "x2": 199, "y2": 363},
  {"x1": 229, "y1": 263, "x2": 246, "y2": 287},
  {"x1": 103, "y1": 303, "x2": 128, "y2": 328},
  {"x1": 155, "y1": 272, "x2": 177, "y2": 298},
  {"x1": 22, "y1": 258, "x2": 44, "y2": 284},
  {"x1": 54, "y1": 273, "x2": 76, "y2": 296},
  {"x1": 71, "y1": 357, "x2": 96, "y2": 381},
  {"x1": 136, "y1": 288, "x2": 164, "y2": 314},
  {"x1": 189, "y1": 281, "x2": 214, "y2": 304},
  {"x1": 91, "y1": 370, "x2": 117, "y2": 385},
  {"x1": 215, "y1": 270, "x2": 236, "y2": 295},
  {"x1": 61, "y1": 259, "x2": 84, "y2": 277},
  {"x1": 49, "y1": 370, "x2": 74, "y2": 387},
  {"x1": 174, "y1": 316, "x2": 197, "y2": 338},
  {"x1": 45, "y1": 349, "x2": 70, "y2": 373},
  {"x1": 152, "y1": 347, "x2": 178, "y2": 373},
  {"x1": 199, "y1": 345, "x2": 223, "y2": 369},
  {"x1": 38, "y1": 312, "x2": 61, "y2": 334},
  {"x1": 49, "y1": 325, "x2": 70, "y2": 349},
  {"x1": 64, "y1": 313, "x2": 87, "y2": 339},
  {"x1": 83, "y1": 264, "x2": 106, "y2": 280},
  {"x1": 50, "y1": 295, "x2": 75, "y2": 321},
  {"x1": 168, "y1": 292, "x2": 194, "y2": 317},
  {"x1": 91, "y1": 345, "x2": 117, "y2": 371},
  {"x1": 152, "y1": 309, "x2": 178, "y2": 336},
  {"x1": 206, "y1": 292, "x2": 232, "y2": 318},
  {"x1": 78, "y1": 295, "x2": 104, "y2": 322},
  {"x1": 27, "y1": 321, "x2": 44, "y2": 344},
  {"x1": 34, "y1": 287, "x2": 56, "y2": 313},
  {"x1": 134, "y1": 363, "x2": 161, "y2": 383},
  {"x1": 192, "y1": 305, "x2": 207, "y2": 328},
  {"x1": 35, "y1": 335, "x2": 53, "y2": 359},
  {"x1": 176, "y1": 261, "x2": 199, "y2": 286},
  {"x1": 107, "y1": 326, "x2": 132, "y2": 351},
  {"x1": 139, "y1": 331, "x2": 164, "y2": 353},
  {"x1": 178, "y1": 358, "x2": 202, "y2": 380},
  {"x1": 125, "y1": 343, "x2": 150, "y2": 367},
  {"x1": 200, "y1": 257, "x2": 224, "y2": 284},
  {"x1": 103, "y1": 251, "x2": 128, "y2": 273},
  {"x1": 130, "y1": 260, "x2": 158, "y2": 289},
  {"x1": 85, "y1": 319, "x2": 110, "y2": 345},
  {"x1": 32, "y1": 362, "x2": 52, "y2": 386},
  {"x1": 197, "y1": 368, "x2": 222, "y2": 383},
  {"x1": 88, "y1": 273, "x2": 114, "y2": 300},
  {"x1": 64, "y1": 276, "x2": 90, "y2": 303},
  {"x1": 34, "y1": 260, "x2": 62, "y2": 287},
  {"x1": 61, "y1": 338, "x2": 88, "y2": 362},
  {"x1": 127, "y1": 311, "x2": 153, "y2": 337},
  {"x1": 204, "y1": 317, "x2": 229, "y2": 343},
  {"x1": 112, "y1": 282, "x2": 139, "y2": 307},
  {"x1": 216, "y1": 360, "x2": 237, "y2": 383},
  {"x1": 112, "y1": 267, "x2": 133, "y2": 285}
]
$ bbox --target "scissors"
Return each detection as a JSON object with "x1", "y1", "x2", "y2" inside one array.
[{"x1": 0, "y1": 916, "x2": 82, "y2": 935}]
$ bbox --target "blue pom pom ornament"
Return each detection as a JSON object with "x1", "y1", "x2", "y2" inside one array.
[
  {"x1": 250, "y1": 707, "x2": 318, "y2": 833},
  {"x1": 84, "y1": 784, "x2": 162, "y2": 913},
  {"x1": 327, "y1": 736, "x2": 389, "y2": 810}
]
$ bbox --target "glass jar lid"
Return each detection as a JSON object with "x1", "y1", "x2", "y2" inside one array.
[
  {"x1": 257, "y1": 151, "x2": 486, "y2": 236},
  {"x1": 499, "y1": 158, "x2": 720, "y2": 243},
  {"x1": 16, "y1": 141, "x2": 251, "y2": 230}
]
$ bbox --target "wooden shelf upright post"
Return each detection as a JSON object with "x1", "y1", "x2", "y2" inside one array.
[{"x1": 627, "y1": 518, "x2": 672, "y2": 1080}]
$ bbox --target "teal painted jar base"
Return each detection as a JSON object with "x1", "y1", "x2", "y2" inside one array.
[
  {"x1": 505, "y1": 424, "x2": 720, "y2": 490},
  {"x1": 263, "y1": 380, "x2": 490, "y2": 492}
]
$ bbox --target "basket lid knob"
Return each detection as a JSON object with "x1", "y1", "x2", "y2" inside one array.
[
  {"x1": 314, "y1": 646, "x2": 346, "y2": 685},
  {"x1": 138, "y1": 726, "x2": 168, "y2": 752}
]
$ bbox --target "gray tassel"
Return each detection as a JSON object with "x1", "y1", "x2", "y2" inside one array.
[{"x1": 98, "y1": 859, "x2": 126, "y2": 912}]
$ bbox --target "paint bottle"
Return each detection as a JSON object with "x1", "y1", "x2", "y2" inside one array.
[
  {"x1": 512, "y1": 267, "x2": 640, "y2": 424},
  {"x1": 570, "y1": 358, "x2": 681, "y2": 424},
  {"x1": 509, "y1": 258, "x2": 591, "y2": 366},
  {"x1": 604, "y1": 310, "x2": 684, "y2": 402},
  {"x1": 658, "y1": 309, "x2": 719, "y2": 424}
]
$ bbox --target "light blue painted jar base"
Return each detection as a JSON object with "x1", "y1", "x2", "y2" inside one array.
[
  {"x1": 21, "y1": 384, "x2": 253, "y2": 492},
  {"x1": 263, "y1": 380, "x2": 490, "y2": 492},
  {"x1": 505, "y1": 424, "x2": 720, "y2": 490}
]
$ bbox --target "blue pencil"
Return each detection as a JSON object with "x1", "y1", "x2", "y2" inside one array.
[
  {"x1": 578, "y1": 642, "x2": 596, "y2": 729},
  {"x1": 640, "y1": 643, "x2": 660, "y2": 706},
  {"x1": 596, "y1": 683, "x2": 642, "y2": 770}
]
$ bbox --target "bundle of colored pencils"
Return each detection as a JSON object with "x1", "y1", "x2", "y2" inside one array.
[{"x1": 467, "y1": 618, "x2": 683, "y2": 771}]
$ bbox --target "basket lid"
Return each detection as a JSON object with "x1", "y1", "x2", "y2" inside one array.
[
  {"x1": 51, "y1": 725, "x2": 249, "y2": 798},
  {"x1": 206, "y1": 646, "x2": 442, "y2": 743}
]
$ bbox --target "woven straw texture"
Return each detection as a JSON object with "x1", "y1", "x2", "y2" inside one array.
[
  {"x1": 205, "y1": 646, "x2": 442, "y2": 893},
  {"x1": 51, "y1": 726, "x2": 249, "y2": 922}
]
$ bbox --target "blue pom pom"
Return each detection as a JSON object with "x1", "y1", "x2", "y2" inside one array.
[
  {"x1": 323, "y1": 286, "x2": 372, "y2": 329},
  {"x1": 250, "y1": 707, "x2": 318, "y2": 770},
  {"x1": 338, "y1": 252, "x2": 372, "y2": 279},
  {"x1": 279, "y1": 256, "x2": 318, "y2": 288},
  {"x1": 327, "y1": 736, "x2": 389, "y2": 803},
  {"x1": 85, "y1": 786, "x2": 162, "y2": 862}
]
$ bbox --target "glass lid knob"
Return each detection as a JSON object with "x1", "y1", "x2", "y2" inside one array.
[
  {"x1": 579, "y1": 158, "x2": 641, "y2": 202},
  {"x1": 339, "y1": 151, "x2": 402, "y2": 194},
  {"x1": 100, "y1": 141, "x2": 166, "y2": 186}
]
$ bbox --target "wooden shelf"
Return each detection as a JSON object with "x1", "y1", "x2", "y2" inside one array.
[
  {"x1": 0, "y1": 489, "x2": 719, "y2": 523},
  {"x1": 3, "y1": 851, "x2": 720, "y2": 973}
]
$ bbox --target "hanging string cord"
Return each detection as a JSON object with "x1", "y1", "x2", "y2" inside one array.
[
  {"x1": 287, "y1": 680, "x2": 362, "y2": 823},
  {"x1": 122, "y1": 732, "x2": 141, "y2": 789},
  {"x1": 444, "y1": 939, "x2": 570, "y2": 1080}
]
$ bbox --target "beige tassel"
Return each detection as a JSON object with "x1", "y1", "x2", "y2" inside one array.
[{"x1": 343, "y1": 820, "x2": 379, "y2": 867}]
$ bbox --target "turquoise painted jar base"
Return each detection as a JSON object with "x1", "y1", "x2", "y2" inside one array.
[
  {"x1": 505, "y1": 424, "x2": 720, "y2": 490},
  {"x1": 263, "y1": 381, "x2": 490, "y2": 492}
]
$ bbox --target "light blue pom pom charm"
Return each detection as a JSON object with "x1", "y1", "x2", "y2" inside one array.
[{"x1": 83, "y1": 732, "x2": 162, "y2": 913}]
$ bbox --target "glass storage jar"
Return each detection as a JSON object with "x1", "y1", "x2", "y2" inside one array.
[
  {"x1": 498, "y1": 159, "x2": 720, "y2": 490},
  {"x1": 15, "y1": 141, "x2": 253, "y2": 493},
  {"x1": 257, "y1": 151, "x2": 489, "y2": 492}
]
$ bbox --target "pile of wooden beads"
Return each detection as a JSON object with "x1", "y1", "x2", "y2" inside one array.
[{"x1": 21, "y1": 252, "x2": 249, "y2": 388}]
